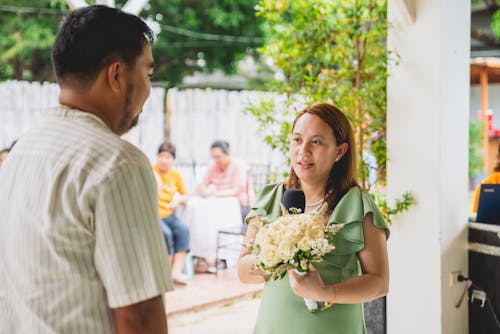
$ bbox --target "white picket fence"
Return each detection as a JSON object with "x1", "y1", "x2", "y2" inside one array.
[
  {"x1": 0, "y1": 80, "x2": 165, "y2": 162},
  {"x1": 0, "y1": 82, "x2": 287, "y2": 186},
  {"x1": 167, "y1": 88, "x2": 285, "y2": 165}
]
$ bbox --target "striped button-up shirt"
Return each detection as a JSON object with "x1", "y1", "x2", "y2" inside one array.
[{"x1": 0, "y1": 107, "x2": 173, "y2": 333}]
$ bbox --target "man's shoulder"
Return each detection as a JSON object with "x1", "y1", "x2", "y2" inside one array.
[{"x1": 92, "y1": 139, "x2": 150, "y2": 174}]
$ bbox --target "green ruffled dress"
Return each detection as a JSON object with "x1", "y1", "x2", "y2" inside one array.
[{"x1": 246, "y1": 184, "x2": 389, "y2": 334}]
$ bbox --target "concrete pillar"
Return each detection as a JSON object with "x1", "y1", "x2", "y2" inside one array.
[{"x1": 387, "y1": 1, "x2": 470, "y2": 333}]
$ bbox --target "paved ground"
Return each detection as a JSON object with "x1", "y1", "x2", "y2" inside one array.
[
  {"x1": 165, "y1": 268, "x2": 263, "y2": 316},
  {"x1": 164, "y1": 266, "x2": 263, "y2": 333},
  {"x1": 169, "y1": 297, "x2": 261, "y2": 334}
]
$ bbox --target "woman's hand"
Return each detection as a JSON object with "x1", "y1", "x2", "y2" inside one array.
[
  {"x1": 238, "y1": 217, "x2": 267, "y2": 284},
  {"x1": 288, "y1": 266, "x2": 332, "y2": 302}
]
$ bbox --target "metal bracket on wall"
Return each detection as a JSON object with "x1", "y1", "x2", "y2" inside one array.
[{"x1": 471, "y1": 289, "x2": 487, "y2": 308}]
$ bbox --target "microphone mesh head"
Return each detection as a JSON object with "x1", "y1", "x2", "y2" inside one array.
[{"x1": 282, "y1": 189, "x2": 305, "y2": 213}]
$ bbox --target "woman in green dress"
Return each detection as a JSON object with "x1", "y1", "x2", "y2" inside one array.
[{"x1": 238, "y1": 103, "x2": 390, "y2": 334}]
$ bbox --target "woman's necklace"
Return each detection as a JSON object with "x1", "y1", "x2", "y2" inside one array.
[{"x1": 305, "y1": 197, "x2": 325, "y2": 207}]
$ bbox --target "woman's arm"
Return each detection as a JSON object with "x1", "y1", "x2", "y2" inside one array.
[
  {"x1": 289, "y1": 212, "x2": 389, "y2": 304},
  {"x1": 237, "y1": 216, "x2": 267, "y2": 284}
]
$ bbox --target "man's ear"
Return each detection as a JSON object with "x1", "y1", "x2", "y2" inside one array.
[{"x1": 106, "y1": 61, "x2": 123, "y2": 93}]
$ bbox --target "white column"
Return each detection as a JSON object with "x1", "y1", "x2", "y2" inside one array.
[{"x1": 387, "y1": 1, "x2": 470, "y2": 334}]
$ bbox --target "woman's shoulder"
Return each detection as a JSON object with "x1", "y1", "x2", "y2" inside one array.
[
  {"x1": 260, "y1": 183, "x2": 285, "y2": 194},
  {"x1": 336, "y1": 186, "x2": 378, "y2": 210},
  {"x1": 169, "y1": 167, "x2": 183, "y2": 177},
  {"x1": 484, "y1": 172, "x2": 500, "y2": 183},
  {"x1": 330, "y1": 186, "x2": 389, "y2": 238},
  {"x1": 245, "y1": 183, "x2": 285, "y2": 224}
]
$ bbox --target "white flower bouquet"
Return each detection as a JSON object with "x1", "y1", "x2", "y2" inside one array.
[{"x1": 247, "y1": 203, "x2": 343, "y2": 311}]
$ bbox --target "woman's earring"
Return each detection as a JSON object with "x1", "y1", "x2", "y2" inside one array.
[{"x1": 335, "y1": 157, "x2": 339, "y2": 162}]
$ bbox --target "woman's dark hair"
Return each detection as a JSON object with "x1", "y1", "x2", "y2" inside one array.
[
  {"x1": 287, "y1": 103, "x2": 359, "y2": 211},
  {"x1": 158, "y1": 142, "x2": 176, "y2": 159},
  {"x1": 211, "y1": 140, "x2": 230, "y2": 154},
  {"x1": 495, "y1": 142, "x2": 500, "y2": 172},
  {"x1": 52, "y1": 5, "x2": 154, "y2": 89}
]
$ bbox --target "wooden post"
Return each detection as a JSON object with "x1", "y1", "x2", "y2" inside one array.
[{"x1": 479, "y1": 67, "x2": 489, "y2": 173}]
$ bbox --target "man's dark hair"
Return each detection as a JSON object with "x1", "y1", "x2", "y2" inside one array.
[
  {"x1": 211, "y1": 140, "x2": 230, "y2": 154},
  {"x1": 52, "y1": 5, "x2": 154, "y2": 89},
  {"x1": 158, "y1": 142, "x2": 176, "y2": 159}
]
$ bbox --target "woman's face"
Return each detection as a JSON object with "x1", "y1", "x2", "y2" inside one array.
[
  {"x1": 210, "y1": 147, "x2": 230, "y2": 170},
  {"x1": 157, "y1": 151, "x2": 175, "y2": 173},
  {"x1": 290, "y1": 113, "x2": 345, "y2": 186}
]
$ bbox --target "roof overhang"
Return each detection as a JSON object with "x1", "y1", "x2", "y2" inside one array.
[{"x1": 471, "y1": 57, "x2": 500, "y2": 84}]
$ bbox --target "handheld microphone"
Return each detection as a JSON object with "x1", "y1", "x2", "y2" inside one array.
[
  {"x1": 282, "y1": 189, "x2": 305, "y2": 214},
  {"x1": 282, "y1": 188, "x2": 319, "y2": 312}
]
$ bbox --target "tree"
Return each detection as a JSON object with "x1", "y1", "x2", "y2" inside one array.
[
  {"x1": 249, "y1": 0, "x2": 389, "y2": 186},
  {"x1": 0, "y1": 0, "x2": 68, "y2": 81},
  {"x1": 247, "y1": 0, "x2": 413, "y2": 222},
  {"x1": 143, "y1": 0, "x2": 265, "y2": 86},
  {"x1": 0, "y1": 0, "x2": 265, "y2": 85}
]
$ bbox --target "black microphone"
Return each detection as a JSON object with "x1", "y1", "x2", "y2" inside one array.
[{"x1": 282, "y1": 189, "x2": 305, "y2": 214}]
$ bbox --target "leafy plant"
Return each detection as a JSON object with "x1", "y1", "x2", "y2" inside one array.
[
  {"x1": 371, "y1": 192, "x2": 415, "y2": 225},
  {"x1": 469, "y1": 119, "x2": 484, "y2": 179},
  {"x1": 247, "y1": 0, "x2": 413, "y2": 223}
]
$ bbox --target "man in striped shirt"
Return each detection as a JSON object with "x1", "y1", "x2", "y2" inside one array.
[{"x1": 0, "y1": 6, "x2": 173, "y2": 333}]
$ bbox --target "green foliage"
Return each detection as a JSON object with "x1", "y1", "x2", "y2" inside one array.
[
  {"x1": 248, "y1": 0, "x2": 391, "y2": 187},
  {"x1": 492, "y1": 9, "x2": 500, "y2": 38},
  {"x1": 0, "y1": 0, "x2": 264, "y2": 85},
  {"x1": 247, "y1": 0, "x2": 413, "y2": 222},
  {"x1": 469, "y1": 120, "x2": 484, "y2": 178},
  {"x1": 143, "y1": 0, "x2": 265, "y2": 86},
  {"x1": 0, "y1": 0, "x2": 68, "y2": 81},
  {"x1": 371, "y1": 192, "x2": 415, "y2": 224}
]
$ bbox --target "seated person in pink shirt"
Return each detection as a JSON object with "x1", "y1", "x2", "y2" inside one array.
[{"x1": 197, "y1": 140, "x2": 254, "y2": 221}]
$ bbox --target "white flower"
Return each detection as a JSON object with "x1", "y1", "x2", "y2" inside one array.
[
  {"x1": 297, "y1": 237, "x2": 312, "y2": 251},
  {"x1": 277, "y1": 241, "x2": 296, "y2": 260},
  {"x1": 249, "y1": 210, "x2": 343, "y2": 280},
  {"x1": 260, "y1": 246, "x2": 280, "y2": 267}
]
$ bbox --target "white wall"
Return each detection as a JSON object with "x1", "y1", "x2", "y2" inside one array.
[{"x1": 387, "y1": 1, "x2": 469, "y2": 333}]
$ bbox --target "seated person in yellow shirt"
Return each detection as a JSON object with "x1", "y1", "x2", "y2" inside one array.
[
  {"x1": 0, "y1": 148, "x2": 9, "y2": 167},
  {"x1": 473, "y1": 142, "x2": 500, "y2": 213},
  {"x1": 153, "y1": 142, "x2": 190, "y2": 285}
]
